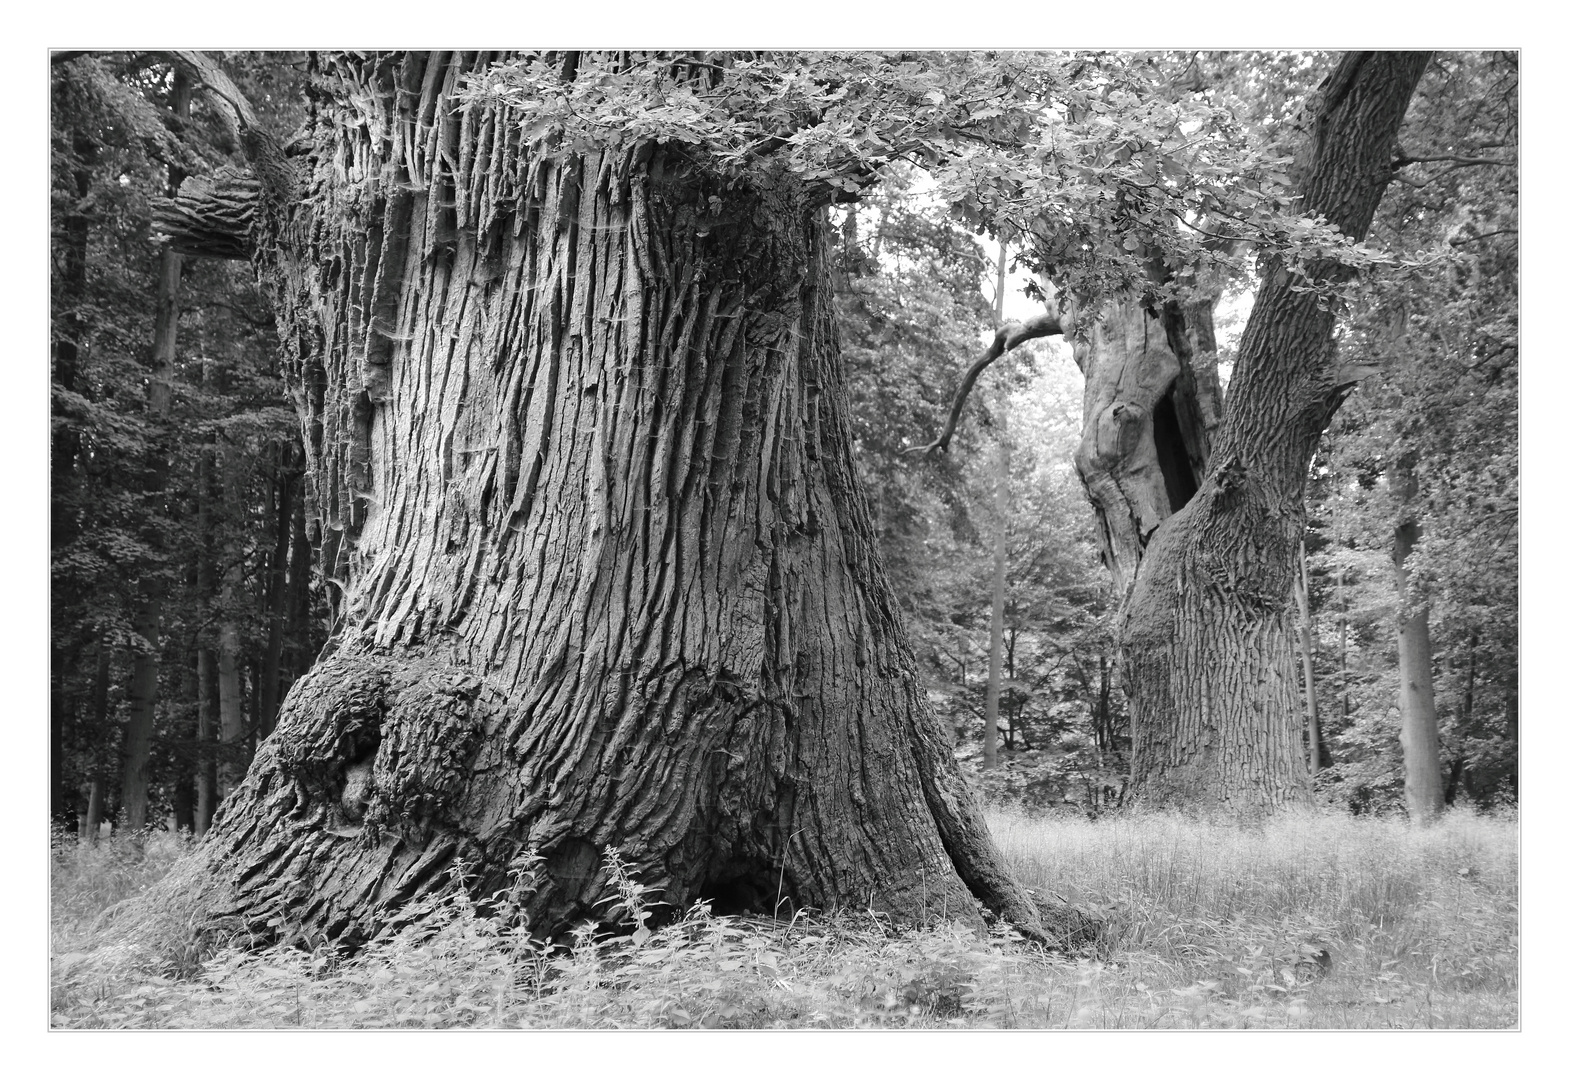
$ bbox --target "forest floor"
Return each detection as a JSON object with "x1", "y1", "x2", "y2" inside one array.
[{"x1": 49, "y1": 807, "x2": 1517, "y2": 1029}]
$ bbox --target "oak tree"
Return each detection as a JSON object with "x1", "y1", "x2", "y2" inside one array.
[{"x1": 142, "y1": 50, "x2": 1114, "y2": 948}]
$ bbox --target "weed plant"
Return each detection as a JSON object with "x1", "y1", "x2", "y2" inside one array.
[{"x1": 50, "y1": 808, "x2": 1517, "y2": 1029}]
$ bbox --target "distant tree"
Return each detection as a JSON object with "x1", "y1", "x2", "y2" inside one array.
[
  {"x1": 1119, "y1": 52, "x2": 1430, "y2": 811},
  {"x1": 915, "y1": 52, "x2": 1432, "y2": 813}
]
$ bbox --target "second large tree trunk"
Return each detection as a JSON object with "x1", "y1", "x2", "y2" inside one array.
[
  {"x1": 145, "y1": 51, "x2": 1091, "y2": 951},
  {"x1": 1120, "y1": 52, "x2": 1429, "y2": 813}
]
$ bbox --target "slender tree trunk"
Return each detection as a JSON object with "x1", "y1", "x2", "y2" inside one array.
[
  {"x1": 52, "y1": 119, "x2": 96, "y2": 831},
  {"x1": 1392, "y1": 458, "x2": 1444, "y2": 824},
  {"x1": 1295, "y1": 541, "x2": 1322, "y2": 775},
  {"x1": 1121, "y1": 52, "x2": 1429, "y2": 813},
  {"x1": 983, "y1": 240, "x2": 1009, "y2": 771},
  {"x1": 287, "y1": 478, "x2": 316, "y2": 675},
  {"x1": 1461, "y1": 629, "x2": 1477, "y2": 734},
  {"x1": 172, "y1": 645, "x2": 198, "y2": 835},
  {"x1": 984, "y1": 434, "x2": 1008, "y2": 771},
  {"x1": 1505, "y1": 686, "x2": 1518, "y2": 799},
  {"x1": 193, "y1": 435, "x2": 219, "y2": 836},
  {"x1": 216, "y1": 605, "x2": 245, "y2": 799},
  {"x1": 258, "y1": 460, "x2": 294, "y2": 737},
  {"x1": 121, "y1": 71, "x2": 193, "y2": 835},
  {"x1": 196, "y1": 647, "x2": 218, "y2": 837},
  {"x1": 1097, "y1": 653, "x2": 1113, "y2": 753},
  {"x1": 81, "y1": 640, "x2": 113, "y2": 844},
  {"x1": 142, "y1": 51, "x2": 1092, "y2": 951},
  {"x1": 52, "y1": 649, "x2": 74, "y2": 830},
  {"x1": 171, "y1": 774, "x2": 196, "y2": 836},
  {"x1": 216, "y1": 488, "x2": 247, "y2": 802},
  {"x1": 83, "y1": 779, "x2": 105, "y2": 845},
  {"x1": 1338, "y1": 568, "x2": 1349, "y2": 731},
  {"x1": 123, "y1": 594, "x2": 166, "y2": 833}
]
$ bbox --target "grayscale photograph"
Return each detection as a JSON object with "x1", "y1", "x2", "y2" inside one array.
[{"x1": 49, "y1": 48, "x2": 1519, "y2": 1033}]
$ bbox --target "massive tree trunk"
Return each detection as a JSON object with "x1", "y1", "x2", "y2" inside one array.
[
  {"x1": 1121, "y1": 52, "x2": 1429, "y2": 813},
  {"x1": 144, "y1": 51, "x2": 1092, "y2": 951}
]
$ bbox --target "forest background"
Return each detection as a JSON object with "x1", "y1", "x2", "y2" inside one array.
[{"x1": 44, "y1": 47, "x2": 1519, "y2": 836}]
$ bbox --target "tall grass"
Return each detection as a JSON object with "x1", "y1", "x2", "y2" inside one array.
[
  {"x1": 989, "y1": 807, "x2": 1518, "y2": 1028},
  {"x1": 50, "y1": 808, "x2": 1517, "y2": 1029}
]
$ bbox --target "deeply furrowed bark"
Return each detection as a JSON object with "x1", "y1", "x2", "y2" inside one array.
[
  {"x1": 1121, "y1": 52, "x2": 1430, "y2": 814},
  {"x1": 142, "y1": 51, "x2": 1093, "y2": 952}
]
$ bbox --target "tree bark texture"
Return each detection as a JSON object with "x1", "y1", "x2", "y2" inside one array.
[
  {"x1": 146, "y1": 52, "x2": 1091, "y2": 950},
  {"x1": 1120, "y1": 52, "x2": 1429, "y2": 814}
]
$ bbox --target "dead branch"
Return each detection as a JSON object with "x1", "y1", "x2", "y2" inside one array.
[{"x1": 905, "y1": 306, "x2": 1067, "y2": 456}]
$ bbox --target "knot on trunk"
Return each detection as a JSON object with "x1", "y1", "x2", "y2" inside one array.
[
  {"x1": 366, "y1": 663, "x2": 487, "y2": 830},
  {"x1": 273, "y1": 656, "x2": 392, "y2": 785},
  {"x1": 271, "y1": 654, "x2": 487, "y2": 840}
]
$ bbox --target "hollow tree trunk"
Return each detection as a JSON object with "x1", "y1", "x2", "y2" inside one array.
[
  {"x1": 1121, "y1": 52, "x2": 1429, "y2": 813},
  {"x1": 147, "y1": 51, "x2": 1091, "y2": 950},
  {"x1": 1071, "y1": 295, "x2": 1222, "y2": 596}
]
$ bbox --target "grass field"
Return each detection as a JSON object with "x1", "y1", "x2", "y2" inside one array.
[{"x1": 49, "y1": 807, "x2": 1517, "y2": 1029}]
